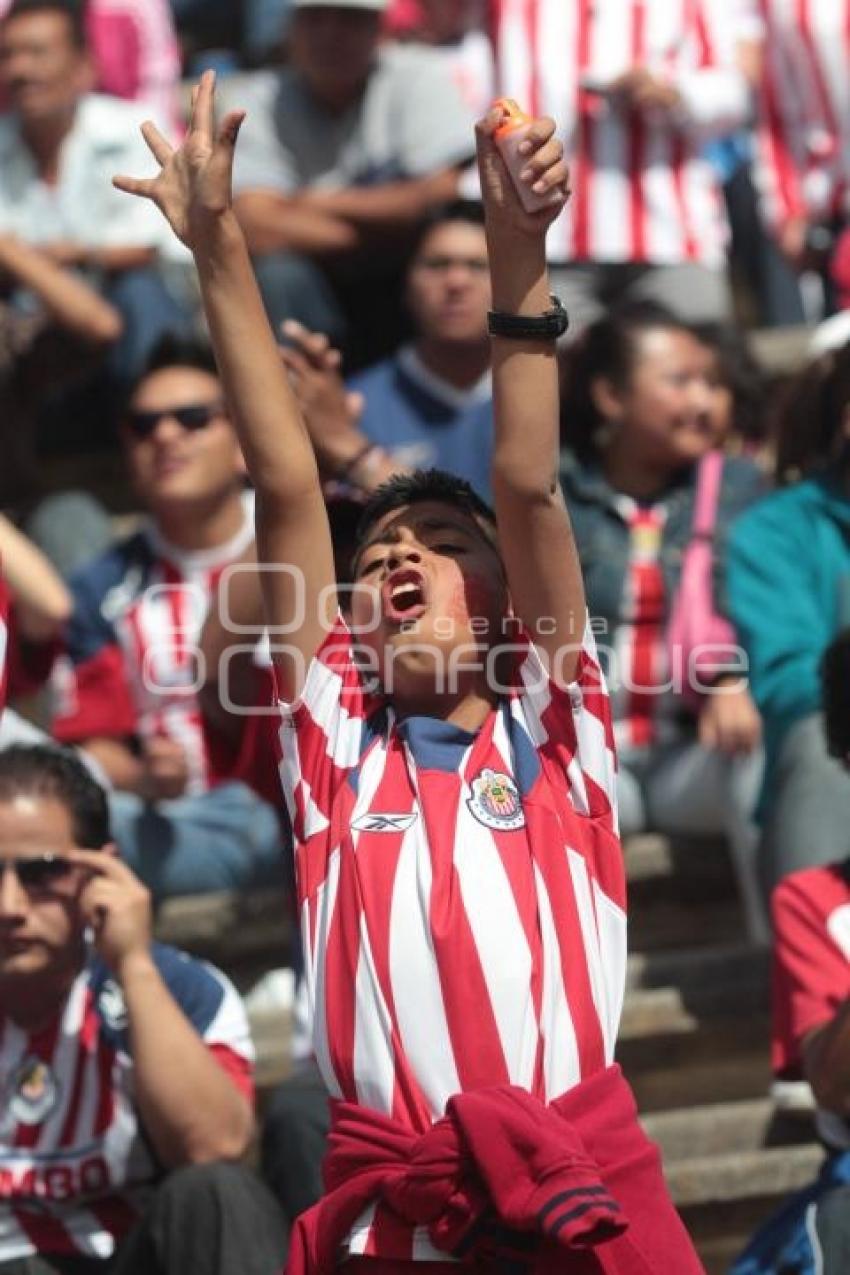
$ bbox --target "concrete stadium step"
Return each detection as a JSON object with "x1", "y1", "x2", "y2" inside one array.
[
  {"x1": 625, "y1": 942, "x2": 767, "y2": 994},
  {"x1": 620, "y1": 945, "x2": 771, "y2": 1112},
  {"x1": 154, "y1": 887, "x2": 292, "y2": 988},
  {"x1": 629, "y1": 890, "x2": 745, "y2": 951},
  {"x1": 622, "y1": 1012, "x2": 771, "y2": 1111},
  {"x1": 670, "y1": 1142, "x2": 823, "y2": 1208},
  {"x1": 620, "y1": 958, "x2": 767, "y2": 1036},
  {"x1": 674, "y1": 1143, "x2": 826, "y2": 1275},
  {"x1": 625, "y1": 833, "x2": 748, "y2": 952},
  {"x1": 647, "y1": 1101, "x2": 820, "y2": 1274},
  {"x1": 642, "y1": 1097, "x2": 815, "y2": 1162},
  {"x1": 624, "y1": 833, "x2": 735, "y2": 890}
]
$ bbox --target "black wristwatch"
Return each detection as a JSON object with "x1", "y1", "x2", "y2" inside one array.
[{"x1": 487, "y1": 294, "x2": 569, "y2": 340}]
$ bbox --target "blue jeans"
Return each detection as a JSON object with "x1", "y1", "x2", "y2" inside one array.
[{"x1": 110, "y1": 781, "x2": 286, "y2": 899}]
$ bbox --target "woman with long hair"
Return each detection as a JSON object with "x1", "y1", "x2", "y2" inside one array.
[{"x1": 561, "y1": 301, "x2": 767, "y2": 936}]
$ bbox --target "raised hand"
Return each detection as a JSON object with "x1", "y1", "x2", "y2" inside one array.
[
  {"x1": 475, "y1": 105, "x2": 569, "y2": 239},
  {"x1": 113, "y1": 70, "x2": 245, "y2": 249},
  {"x1": 279, "y1": 319, "x2": 366, "y2": 471},
  {"x1": 140, "y1": 735, "x2": 190, "y2": 802}
]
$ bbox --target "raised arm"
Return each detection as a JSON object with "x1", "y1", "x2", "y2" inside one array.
[
  {"x1": 113, "y1": 72, "x2": 337, "y2": 701},
  {"x1": 475, "y1": 108, "x2": 585, "y2": 684}
]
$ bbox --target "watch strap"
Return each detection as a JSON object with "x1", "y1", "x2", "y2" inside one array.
[{"x1": 487, "y1": 294, "x2": 569, "y2": 340}]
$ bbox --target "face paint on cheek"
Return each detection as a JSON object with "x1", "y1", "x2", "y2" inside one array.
[{"x1": 444, "y1": 574, "x2": 497, "y2": 627}]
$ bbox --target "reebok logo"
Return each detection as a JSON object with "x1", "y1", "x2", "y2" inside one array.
[{"x1": 352, "y1": 812, "x2": 418, "y2": 833}]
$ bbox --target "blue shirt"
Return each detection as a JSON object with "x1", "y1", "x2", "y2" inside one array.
[{"x1": 348, "y1": 347, "x2": 493, "y2": 499}]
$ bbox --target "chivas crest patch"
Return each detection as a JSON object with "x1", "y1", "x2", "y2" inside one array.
[
  {"x1": 8, "y1": 1056, "x2": 60, "y2": 1125},
  {"x1": 467, "y1": 768, "x2": 525, "y2": 830},
  {"x1": 99, "y1": 978, "x2": 129, "y2": 1032}
]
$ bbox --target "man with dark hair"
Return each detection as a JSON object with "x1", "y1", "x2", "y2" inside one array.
[
  {"x1": 0, "y1": 744, "x2": 287, "y2": 1275},
  {"x1": 280, "y1": 202, "x2": 494, "y2": 498},
  {"x1": 50, "y1": 335, "x2": 285, "y2": 900},
  {"x1": 116, "y1": 72, "x2": 703, "y2": 1272},
  {"x1": 0, "y1": 0, "x2": 188, "y2": 380},
  {"x1": 344, "y1": 201, "x2": 494, "y2": 495}
]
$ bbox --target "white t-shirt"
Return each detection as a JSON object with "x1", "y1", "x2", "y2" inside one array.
[
  {"x1": 0, "y1": 95, "x2": 177, "y2": 256},
  {"x1": 226, "y1": 44, "x2": 477, "y2": 197}
]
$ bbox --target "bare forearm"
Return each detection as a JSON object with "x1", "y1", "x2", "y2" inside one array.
[
  {"x1": 0, "y1": 237, "x2": 122, "y2": 344},
  {"x1": 488, "y1": 237, "x2": 558, "y2": 490},
  {"x1": 47, "y1": 243, "x2": 157, "y2": 275},
  {"x1": 193, "y1": 212, "x2": 321, "y2": 504},
  {"x1": 120, "y1": 952, "x2": 253, "y2": 1166},
  {"x1": 82, "y1": 737, "x2": 145, "y2": 793},
  {"x1": 805, "y1": 1003, "x2": 850, "y2": 1114},
  {"x1": 486, "y1": 228, "x2": 585, "y2": 665},
  {"x1": 300, "y1": 168, "x2": 461, "y2": 229},
  {"x1": 234, "y1": 192, "x2": 360, "y2": 255},
  {"x1": 91, "y1": 245, "x2": 157, "y2": 274},
  {"x1": 0, "y1": 515, "x2": 71, "y2": 639}
]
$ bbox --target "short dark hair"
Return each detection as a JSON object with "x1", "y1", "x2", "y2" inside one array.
[
  {"x1": 823, "y1": 629, "x2": 850, "y2": 763},
  {"x1": 123, "y1": 333, "x2": 221, "y2": 419},
  {"x1": 353, "y1": 469, "x2": 497, "y2": 570},
  {"x1": 560, "y1": 301, "x2": 693, "y2": 461},
  {"x1": 140, "y1": 332, "x2": 220, "y2": 383},
  {"x1": 4, "y1": 0, "x2": 86, "y2": 49},
  {"x1": 412, "y1": 199, "x2": 486, "y2": 256},
  {"x1": 0, "y1": 746, "x2": 110, "y2": 848}
]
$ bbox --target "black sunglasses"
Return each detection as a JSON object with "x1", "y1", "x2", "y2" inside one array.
[
  {"x1": 2, "y1": 854, "x2": 73, "y2": 892},
  {"x1": 124, "y1": 401, "x2": 225, "y2": 440}
]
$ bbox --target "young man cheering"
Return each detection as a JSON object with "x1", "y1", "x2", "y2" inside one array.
[{"x1": 114, "y1": 72, "x2": 704, "y2": 1273}]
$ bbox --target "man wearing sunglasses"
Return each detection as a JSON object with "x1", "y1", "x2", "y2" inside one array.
[
  {"x1": 49, "y1": 333, "x2": 285, "y2": 900},
  {"x1": 0, "y1": 744, "x2": 287, "y2": 1274}
]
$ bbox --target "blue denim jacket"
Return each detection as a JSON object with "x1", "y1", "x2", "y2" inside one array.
[{"x1": 559, "y1": 449, "x2": 767, "y2": 674}]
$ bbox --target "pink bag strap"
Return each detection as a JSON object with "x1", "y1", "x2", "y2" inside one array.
[{"x1": 692, "y1": 450, "x2": 724, "y2": 540}]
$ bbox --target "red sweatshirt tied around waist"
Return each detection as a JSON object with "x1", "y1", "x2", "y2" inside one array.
[{"x1": 285, "y1": 1063, "x2": 704, "y2": 1275}]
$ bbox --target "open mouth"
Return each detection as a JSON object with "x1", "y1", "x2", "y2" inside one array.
[{"x1": 381, "y1": 568, "x2": 427, "y2": 624}]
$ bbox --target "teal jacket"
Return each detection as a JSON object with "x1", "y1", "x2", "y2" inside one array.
[{"x1": 727, "y1": 474, "x2": 850, "y2": 787}]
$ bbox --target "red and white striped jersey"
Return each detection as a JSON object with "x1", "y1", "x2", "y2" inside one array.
[
  {"x1": 491, "y1": 0, "x2": 753, "y2": 265},
  {"x1": 772, "y1": 862, "x2": 850, "y2": 1148},
  {"x1": 277, "y1": 615, "x2": 624, "y2": 1261},
  {"x1": 0, "y1": 945, "x2": 254, "y2": 1262},
  {"x1": 52, "y1": 506, "x2": 254, "y2": 796},
  {"x1": 753, "y1": 0, "x2": 850, "y2": 229},
  {"x1": 608, "y1": 499, "x2": 679, "y2": 756}
]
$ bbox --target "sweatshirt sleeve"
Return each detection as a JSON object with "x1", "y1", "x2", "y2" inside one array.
[{"x1": 726, "y1": 500, "x2": 832, "y2": 727}]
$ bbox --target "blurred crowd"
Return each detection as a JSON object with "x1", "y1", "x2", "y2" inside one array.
[{"x1": 3, "y1": 0, "x2": 850, "y2": 1273}]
